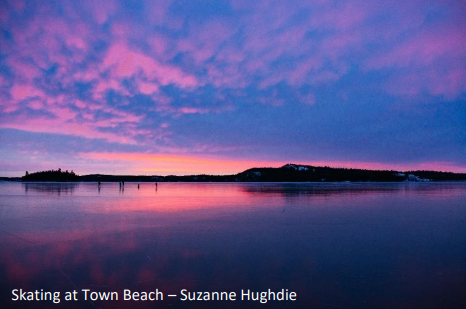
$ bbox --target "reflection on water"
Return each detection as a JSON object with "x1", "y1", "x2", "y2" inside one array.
[
  {"x1": 0, "y1": 182, "x2": 465, "y2": 309},
  {"x1": 241, "y1": 182, "x2": 466, "y2": 197},
  {"x1": 23, "y1": 182, "x2": 79, "y2": 195}
]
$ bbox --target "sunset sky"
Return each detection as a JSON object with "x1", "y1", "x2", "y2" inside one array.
[{"x1": 1, "y1": 0, "x2": 465, "y2": 177}]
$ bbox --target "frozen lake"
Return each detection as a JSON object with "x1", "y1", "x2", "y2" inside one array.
[{"x1": 0, "y1": 182, "x2": 465, "y2": 308}]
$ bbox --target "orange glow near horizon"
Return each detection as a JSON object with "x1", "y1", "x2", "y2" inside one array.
[
  {"x1": 80, "y1": 152, "x2": 283, "y2": 175},
  {"x1": 79, "y1": 152, "x2": 466, "y2": 175}
]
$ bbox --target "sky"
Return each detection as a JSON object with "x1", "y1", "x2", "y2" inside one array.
[{"x1": 0, "y1": 0, "x2": 465, "y2": 177}]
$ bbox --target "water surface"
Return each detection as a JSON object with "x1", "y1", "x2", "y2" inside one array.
[{"x1": 0, "y1": 182, "x2": 465, "y2": 308}]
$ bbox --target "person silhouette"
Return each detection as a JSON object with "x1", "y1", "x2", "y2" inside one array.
[{"x1": 138, "y1": 184, "x2": 140, "y2": 189}]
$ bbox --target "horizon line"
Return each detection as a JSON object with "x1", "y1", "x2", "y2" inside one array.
[{"x1": 5, "y1": 163, "x2": 466, "y2": 179}]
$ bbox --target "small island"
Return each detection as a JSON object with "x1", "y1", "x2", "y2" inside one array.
[{"x1": 21, "y1": 169, "x2": 79, "y2": 182}]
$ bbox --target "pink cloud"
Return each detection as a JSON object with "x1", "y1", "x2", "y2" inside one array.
[
  {"x1": 103, "y1": 42, "x2": 197, "y2": 88},
  {"x1": 362, "y1": 5, "x2": 466, "y2": 98},
  {"x1": 27, "y1": 100, "x2": 43, "y2": 110},
  {"x1": 178, "y1": 19, "x2": 238, "y2": 65},
  {"x1": 65, "y1": 36, "x2": 87, "y2": 52},
  {"x1": 366, "y1": 29, "x2": 466, "y2": 70},
  {"x1": 6, "y1": 57, "x2": 42, "y2": 81},
  {"x1": 310, "y1": 1, "x2": 370, "y2": 31},
  {"x1": 93, "y1": 79, "x2": 125, "y2": 99},
  {"x1": 74, "y1": 100, "x2": 87, "y2": 109},
  {"x1": 85, "y1": 0, "x2": 118, "y2": 25},
  {"x1": 138, "y1": 81, "x2": 159, "y2": 95},
  {"x1": 178, "y1": 107, "x2": 210, "y2": 115},
  {"x1": 297, "y1": 92, "x2": 316, "y2": 105},
  {"x1": 3, "y1": 80, "x2": 145, "y2": 144},
  {"x1": 144, "y1": 0, "x2": 176, "y2": 27},
  {"x1": 10, "y1": 84, "x2": 44, "y2": 101},
  {"x1": 385, "y1": 67, "x2": 466, "y2": 99},
  {"x1": 174, "y1": 1, "x2": 368, "y2": 90},
  {"x1": 369, "y1": 21, "x2": 466, "y2": 98},
  {"x1": 0, "y1": 114, "x2": 136, "y2": 144}
]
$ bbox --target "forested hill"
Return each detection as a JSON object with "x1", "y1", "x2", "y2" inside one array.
[{"x1": 233, "y1": 164, "x2": 466, "y2": 182}]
